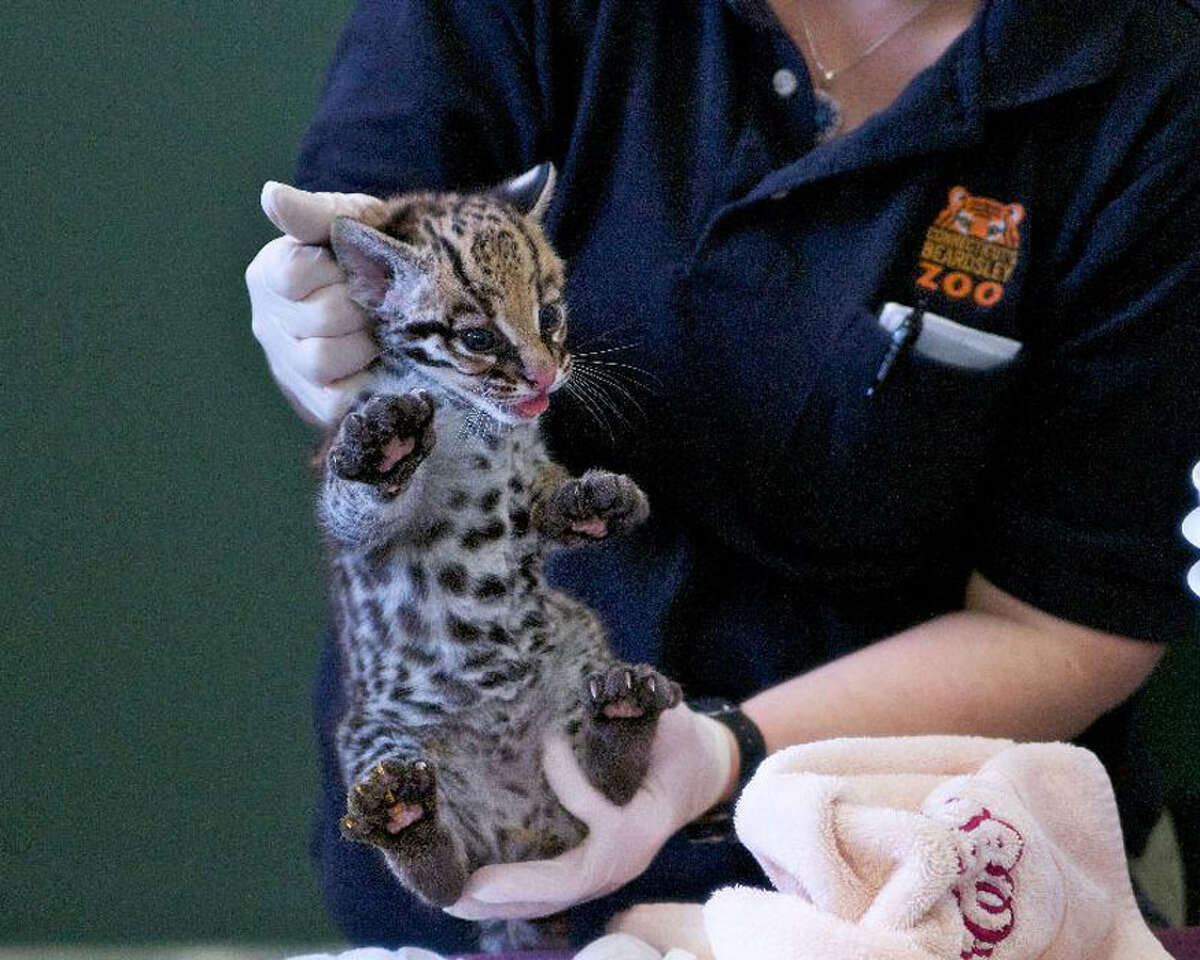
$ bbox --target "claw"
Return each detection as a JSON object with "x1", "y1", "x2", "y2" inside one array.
[
  {"x1": 647, "y1": 676, "x2": 657, "y2": 695},
  {"x1": 623, "y1": 670, "x2": 633, "y2": 691},
  {"x1": 589, "y1": 677, "x2": 601, "y2": 701}
]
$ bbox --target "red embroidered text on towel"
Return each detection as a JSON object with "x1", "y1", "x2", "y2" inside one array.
[{"x1": 933, "y1": 799, "x2": 1025, "y2": 959}]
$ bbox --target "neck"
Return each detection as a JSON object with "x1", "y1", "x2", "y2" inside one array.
[{"x1": 767, "y1": 0, "x2": 981, "y2": 136}]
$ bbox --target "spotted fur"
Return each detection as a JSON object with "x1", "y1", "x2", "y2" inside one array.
[{"x1": 319, "y1": 166, "x2": 680, "y2": 953}]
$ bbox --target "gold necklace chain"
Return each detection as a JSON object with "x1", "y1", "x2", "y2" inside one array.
[{"x1": 797, "y1": 0, "x2": 937, "y2": 84}]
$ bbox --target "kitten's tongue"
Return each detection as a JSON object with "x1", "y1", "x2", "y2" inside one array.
[{"x1": 514, "y1": 392, "x2": 550, "y2": 419}]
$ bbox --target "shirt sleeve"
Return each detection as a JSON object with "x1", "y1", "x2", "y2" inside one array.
[
  {"x1": 976, "y1": 52, "x2": 1200, "y2": 643},
  {"x1": 294, "y1": 0, "x2": 548, "y2": 195}
]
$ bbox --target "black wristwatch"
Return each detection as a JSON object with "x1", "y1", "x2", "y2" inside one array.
[{"x1": 684, "y1": 697, "x2": 768, "y2": 843}]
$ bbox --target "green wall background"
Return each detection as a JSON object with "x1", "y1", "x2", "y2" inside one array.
[
  {"x1": 3, "y1": 0, "x2": 354, "y2": 945},
  {"x1": 3, "y1": 0, "x2": 1198, "y2": 947}
]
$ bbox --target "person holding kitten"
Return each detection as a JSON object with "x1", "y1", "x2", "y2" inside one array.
[{"x1": 245, "y1": 0, "x2": 1199, "y2": 950}]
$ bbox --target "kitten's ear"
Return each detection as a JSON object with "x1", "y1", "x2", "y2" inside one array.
[
  {"x1": 493, "y1": 162, "x2": 556, "y2": 223},
  {"x1": 330, "y1": 217, "x2": 426, "y2": 312}
]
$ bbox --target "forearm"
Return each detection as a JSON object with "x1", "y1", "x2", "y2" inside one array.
[
  {"x1": 746, "y1": 612, "x2": 1099, "y2": 752},
  {"x1": 738, "y1": 574, "x2": 1165, "y2": 773}
]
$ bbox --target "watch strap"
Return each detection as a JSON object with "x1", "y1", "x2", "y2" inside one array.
[{"x1": 683, "y1": 697, "x2": 767, "y2": 843}]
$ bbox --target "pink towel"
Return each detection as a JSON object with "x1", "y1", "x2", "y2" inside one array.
[{"x1": 612, "y1": 736, "x2": 1168, "y2": 960}]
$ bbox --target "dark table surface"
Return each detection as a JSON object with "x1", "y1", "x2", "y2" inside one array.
[
  {"x1": 453, "y1": 927, "x2": 1200, "y2": 960},
  {"x1": 1159, "y1": 928, "x2": 1200, "y2": 960}
]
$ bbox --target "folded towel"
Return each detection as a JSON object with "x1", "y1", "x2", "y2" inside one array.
[{"x1": 613, "y1": 736, "x2": 1169, "y2": 960}]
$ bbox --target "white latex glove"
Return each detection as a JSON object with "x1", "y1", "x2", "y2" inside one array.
[
  {"x1": 287, "y1": 949, "x2": 444, "y2": 960},
  {"x1": 443, "y1": 704, "x2": 737, "y2": 921},
  {"x1": 572, "y1": 931, "x2": 701, "y2": 960},
  {"x1": 246, "y1": 181, "x2": 389, "y2": 425}
]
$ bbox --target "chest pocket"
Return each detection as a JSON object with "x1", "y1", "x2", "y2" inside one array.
[{"x1": 759, "y1": 303, "x2": 1024, "y2": 589}]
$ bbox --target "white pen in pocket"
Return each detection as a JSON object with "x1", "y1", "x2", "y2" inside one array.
[{"x1": 876, "y1": 301, "x2": 1023, "y2": 372}]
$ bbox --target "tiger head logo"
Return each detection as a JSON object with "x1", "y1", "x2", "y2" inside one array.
[{"x1": 935, "y1": 186, "x2": 1025, "y2": 249}]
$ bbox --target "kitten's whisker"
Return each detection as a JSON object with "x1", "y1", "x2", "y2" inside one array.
[
  {"x1": 569, "y1": 374, "x2": 638, "y2": 442},
  {"x1": 573, "y1": 371, "x2": 633, "y2": 428},
  {"x1": 569, "y1": 322, "x2": 640, "y2": 352},
  {"x1": 572, "y1": 366, "x2": 649, "y2": 422},
  {"x1": 455, "y1": 398, "x2": 501, "y2": 444},
  {"x1": 563, "y1": 379, "x2": 615, "y2": 444},
  {"x1": 456, "y1": 414, "x2": 478, "y2": 444},
  {"x1": 571, "y1": 342, "x2": 642, "y2": 360},
  {"x1": 573, "y1": 364, "x2": 662, "y2": 400},
  {"x1": 563, "y1": 381, "x2": 610, "y2": 442},
  {"x1": 575, "y1": 358, "x2": 664, "y2": 390}
]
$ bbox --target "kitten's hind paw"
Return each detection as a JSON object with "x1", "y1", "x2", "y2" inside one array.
[
  {"x1": 342, "y1": 757, "x2": 467, "y2": 906},
  {"x1": 586, "y1": 664, "x2": 681, "y2": 722},
  {"x1": 329, "y1": 391, "x2": 435, "y2": 495},
  {"x1": 579, "y1": 664, "x2": 682, "y2": 804},
  {"x1": 341, "y1": 758, "x2": 436, "y2": 845}
]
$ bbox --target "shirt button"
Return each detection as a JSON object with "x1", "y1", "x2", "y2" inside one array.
[{"x1": 772, "y1": 68, "x2": 799, "y2": 98}]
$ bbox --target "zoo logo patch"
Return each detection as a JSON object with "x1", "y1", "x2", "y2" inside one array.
[{"x1": 916, "y1": 186, "x2": 1025, "y2": 309}]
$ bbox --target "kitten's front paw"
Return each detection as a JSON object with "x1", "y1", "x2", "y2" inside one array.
[
  {"x1": 329, "y1": 391, "x2": 435, "y2": 495},
  {"x1": 539, "y1": 470, "x2": 649, "y2": 541},
  {"x1": 341, "y1": 757, "x2": 436, "y2": 846},
  {"x1": 586, "y1": 664, "x2": 681, "y2": 723}
]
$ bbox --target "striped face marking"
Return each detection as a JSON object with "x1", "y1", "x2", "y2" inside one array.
[{"x1": 331, "y1": 189, "x2": 571, "y2": 424}]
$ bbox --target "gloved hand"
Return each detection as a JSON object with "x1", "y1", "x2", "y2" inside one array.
[
  {"x1": 443, "y1": 704, "x2": 738, "y2": 921},
  {"x1": 246, "y1": 181, "x2": 389, "y2": 425},
  {"x1": 287, "y1": 949, "x2": 445, "y2": 960}
]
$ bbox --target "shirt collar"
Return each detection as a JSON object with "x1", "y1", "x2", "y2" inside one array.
[
  {"x1": 975, "y1": 0, "x2": 1136, "y2": 109},
  {"x1": 725, "y1": 0, "x2": 1135, "y2": 110}
]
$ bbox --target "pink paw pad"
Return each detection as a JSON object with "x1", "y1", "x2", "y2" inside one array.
[
  {"x1": 386, "y1": 801, "x2": 425, "y2": 833},
  {"x1": 379, "y1": 436, "x2": 416, "y2": 473},
  {"x1": 601, "y1": 701, "x2": 645, "y2": 719},
  {"x1": 571, "y1": 518, "x2": 609, "y2": 538}
]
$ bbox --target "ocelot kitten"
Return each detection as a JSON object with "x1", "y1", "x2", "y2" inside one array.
[{"x1": 320, "y1": 164, "x2": 680, "y2": 952}]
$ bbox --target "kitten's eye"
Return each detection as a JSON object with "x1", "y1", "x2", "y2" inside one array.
[
  {"x1": 539, "y1": 303, "x2": 564, "y2": 334},
  {"x1": 459, "y1": 328, "x2": 498, "y2": 353}
]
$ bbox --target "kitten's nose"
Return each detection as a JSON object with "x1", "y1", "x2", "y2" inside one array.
[{"x1": 525, "y1": 365, "x2": 557, "y2": 390}]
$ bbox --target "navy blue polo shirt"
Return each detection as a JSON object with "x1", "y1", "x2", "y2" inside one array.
[{"x1": 296, "y1": 0, "x2": 1200, "y2": 949}]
